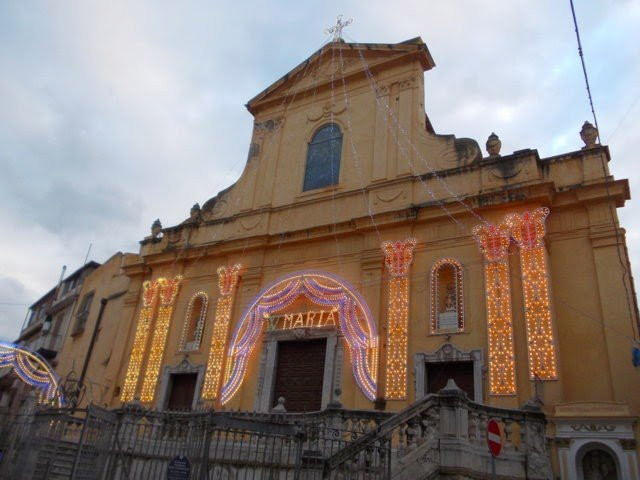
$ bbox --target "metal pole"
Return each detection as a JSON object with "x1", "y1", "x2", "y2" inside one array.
[
  {"x1": 73, "y1": 298, "x2": 108, "y2": 410},
  {"x1": 199, "y1": 411, "x2": 214, "y2": 480},
  {"x1": 491, "y1": 455, "x2": 496, "y2": 480}
]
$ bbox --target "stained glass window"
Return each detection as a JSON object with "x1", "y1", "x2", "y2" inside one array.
[{"x1": 303, "y1": 124, "x2": 342, "y2": 191}]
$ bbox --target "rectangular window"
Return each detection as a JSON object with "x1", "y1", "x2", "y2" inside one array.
[{"x1": 72, "y1": 292, "x2": 94, "y2": 335}]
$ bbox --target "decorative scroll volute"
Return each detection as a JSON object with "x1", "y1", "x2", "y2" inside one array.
[
  {"x1": 472, "y1": 224, "x2": 510, "y2": 262},
  {"x1": 218, "y1": 264, "x2": 242, "y2": 296},
  {"x1": 505, "y1": 207, "x2": 549, "y2": 249},
  {"x1": 142, "y1": 279, "x2": 161, "y2": 308},
  {"x1": 382, "y1": 238, "x2": 417, "y2": 276},
  {"x1": 158, "y1": 275, "x2": 183, "y2": 306}
]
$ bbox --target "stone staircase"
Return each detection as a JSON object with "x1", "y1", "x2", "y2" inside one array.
[{"x1": 325, "y1": 380, "x2": 553, "y2": 479}]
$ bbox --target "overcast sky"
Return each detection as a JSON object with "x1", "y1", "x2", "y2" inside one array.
[{"x1": 1, "y1": 1, "x2": 639, "y2": 341}]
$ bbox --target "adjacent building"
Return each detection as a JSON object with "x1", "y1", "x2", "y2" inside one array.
[{"x1": 0, "y1": 261, "x2": 99, "y2": 412}]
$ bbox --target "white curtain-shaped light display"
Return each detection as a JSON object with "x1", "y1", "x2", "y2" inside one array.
[
  {"x1": 220, "y1": 271, "x2": 379, "y2": 405},
  {"x1": 506, "y1": 207, "x2": 558, "y2": 381},
  {"x1": 140, "y1": 276, "x2": 182, "y2": 403},
  {"x1": 473, "y1": 224, "x2": 517, "y2": 395},
  {"x1": 382, "y1": 238, "x2": 417, "y2": 400},
  {"x1": 121, "y1": 279, "x2": 161, "y2": 403},
  {"x1": 202, "y1": 264, "x2": 241, "y2": 402}
]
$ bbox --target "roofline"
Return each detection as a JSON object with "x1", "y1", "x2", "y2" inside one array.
[
  {"x1": 245, "y1": 37, "x2": 435, "y2": 114},
  {"x1": 28, "y1": 261, "x2": 101, "y2": 309}
]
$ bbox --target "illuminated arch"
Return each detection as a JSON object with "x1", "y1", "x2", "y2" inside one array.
[
  {"x1": 0, "y1": 341, "x2": 64, "y2": 406},
  {"x1": 221, "y1": 271, "x2": 378, "y2": 404}
]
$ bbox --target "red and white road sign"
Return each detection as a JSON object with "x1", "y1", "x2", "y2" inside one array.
[{"x1": 487, "y1": 419, "x2": 503, "y2": 458}]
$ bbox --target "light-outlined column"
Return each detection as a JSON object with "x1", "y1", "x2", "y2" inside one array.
[
  {"x1": 381, "y1": 238, "x2": 416, "y2": 400},
  {"x1": 202, "y1": 264, "x2": 241, "y2": 403},
  {"x1": 473, "y1": 223, "x2": 517, "y2": 395},
  {"x1": 140, "y1": 275, "x2": 183, "y2": 403},
  {"x1": 120, "y1": 279, "x2": 161, "y2": 403},
  {"x1": 506, "y1": 207, "x2": 558, "y2": 381}
]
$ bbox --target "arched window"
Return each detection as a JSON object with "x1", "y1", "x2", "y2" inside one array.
[
  {"x1": 180, "y1": 292, "x2": 209, "y2": 351},
  {"x1": 581, "y1": 448, "x2": 618, "y2": 479},
  {"x1": 303, "y1": 123, "x2": 342, "y2": 191},
  {"x1": 430, "y1": 258, "x2": 464, "y2": 334}
]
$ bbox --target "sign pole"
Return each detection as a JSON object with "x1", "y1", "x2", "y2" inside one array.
[{"x1": 491, "y1": 455, "x2": 496, "y2": 480}]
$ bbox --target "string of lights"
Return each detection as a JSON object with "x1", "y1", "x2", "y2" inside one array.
[
  {"x1": 120, "y1": 279, "x2": 160, "y2": 403},
  {"x1": 140, "y1": 276, "x2": 183, "y2": 403},
  {"x1": 473, "y1": 223, "x2": 517, "y2": 395},
  {"x1": 220, "y1": 271, "x2": 378, "y2": 404},
  {"x1": 179, "y1": 291, "x2": 209, "y2": 352},
  {"x1": 0, "y1": 341, "x2": 63, "y2": 406},
  {"x1": 382, "y1": 238, "x2": 416, "y2": 400},
  {"x1": 201, "y1": 265, "x2": 241, "y2": 401},
  {"x1": 430, "y1": 258, "x2": 464, "y2": 334},
  {"x1": 506, "y1": 208, "x2": 558, "y2": 380}
]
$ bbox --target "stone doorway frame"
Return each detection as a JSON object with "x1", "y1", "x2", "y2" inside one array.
[
  {"x1": 414, "y1": 343, "x2": 484, "y2": 403},
  {"x1": 554, "y1": 417, "x2": 638, "y2": 479},
  {"x1": 157, "y1": 358, "x2": 205, "y2": 410},
  {"x1": 254, "y1": 326, "x2": 343, "y2": 412}
]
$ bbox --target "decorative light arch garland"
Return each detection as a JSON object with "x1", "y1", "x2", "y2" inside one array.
[
  {"x1": 179, "y1": 291, "x2": 209, "y2": 351},
  {"x1": 506, "y1": 207, "x2": 558, "y2": 380},
  {"x1": 429, "y1": 257, "x2": 464, "y2": 334},
  {"x1": 382, "y1": 238, "x2": 417, "y2": 400},
  {"x1": 121, "y1": 279, "x2": 161, "y2": 403},
  {"x1": 202, "y1": 264, "x2": 241, "y2": 402},
  {"x1": 473, "y1": 223, "x2": 517, "y2": 395},
  {"x1": 220, "y1": 271, "x2": 378, "y2": 405},
  {"x1": 140, "y1": 275, "x2": 183, "y2": 403},
  {"x1": 0, "y1": 342, "x2": 63, "y2": 406}
]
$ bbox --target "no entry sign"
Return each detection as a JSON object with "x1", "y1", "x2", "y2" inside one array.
[{"x1": 487, "y1": 419, "x2": 503, "y2": 458}]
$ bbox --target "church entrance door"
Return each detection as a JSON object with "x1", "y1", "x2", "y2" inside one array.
[
  {"x1": 426, "y1": 361, "x2": 474, "y2": 399},
  {"x1": 166, "y1": 373, "x2": 197, "y2": 411},
  {"x1": 273, "y1": 339, "x2": 326, "y2": 412}
]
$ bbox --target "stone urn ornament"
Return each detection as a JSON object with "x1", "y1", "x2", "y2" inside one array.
[
  {"x1": 580, "y1": 121, "x2": 599, "y2": 149},
  {"x1": 151, "y1": 219, "x2": 163, "y2": 239},
  {"x1": 486, "y1": 132, "x2": 502, "y2": 157},
  {"x1": 189, "y1": 203, "x2": 202, "y2": 223}
]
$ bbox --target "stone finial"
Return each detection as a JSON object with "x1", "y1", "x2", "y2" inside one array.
[
  {"x1": 486, "y1": 132, "x2": 501, "y2": 157},
  {"x1": 580, "y1": 121, "x2": 599, "y2": 149},
  {"x1": 151, "y1": 219, "x2": 163, "y2": 239},
  {"x1": 189, "y1": 203, "x2": 202, "y2": 223},
  {"x1": 272, "y1": 396, "x2": 287, "y2": 413},
  {"x1": 438, "y1": 378, "x2": 466, "y2": 397}
]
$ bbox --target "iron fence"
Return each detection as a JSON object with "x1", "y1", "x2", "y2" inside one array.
[{"x1": 0, "y1": 405, "x2": 389, "y2": 480}]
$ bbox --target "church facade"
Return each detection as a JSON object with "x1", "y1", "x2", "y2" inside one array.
[{"x1": 47, "y1": 37, "x2": 639, "y2": 478}]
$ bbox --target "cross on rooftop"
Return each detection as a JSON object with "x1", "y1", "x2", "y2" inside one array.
[{"x1": 325, "y1": 15, "x2": 352, "y2": 42}]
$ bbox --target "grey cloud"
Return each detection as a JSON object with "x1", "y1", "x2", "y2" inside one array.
[{"x1": 0, "y1": 0, "x2": 639, "y2": 340}]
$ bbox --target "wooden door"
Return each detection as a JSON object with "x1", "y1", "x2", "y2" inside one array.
[
  {"x1": 166, "y1": 373, "x2": 198, "y2": 411},
  {"x1": 273, "y1": 339, "x2": 326, "y2": 412},
  {"x1": 426, "y1": 361, "x2": 474, "y2": 399}
]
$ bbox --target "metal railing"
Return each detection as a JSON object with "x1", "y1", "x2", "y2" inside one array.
[{"x1": 0, "y1": 388, "x2": 551, "y2": 480}]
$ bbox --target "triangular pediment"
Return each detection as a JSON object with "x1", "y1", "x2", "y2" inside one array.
[{"x1": 246, "y1": 37, "x2": 434, "y2": 114}]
